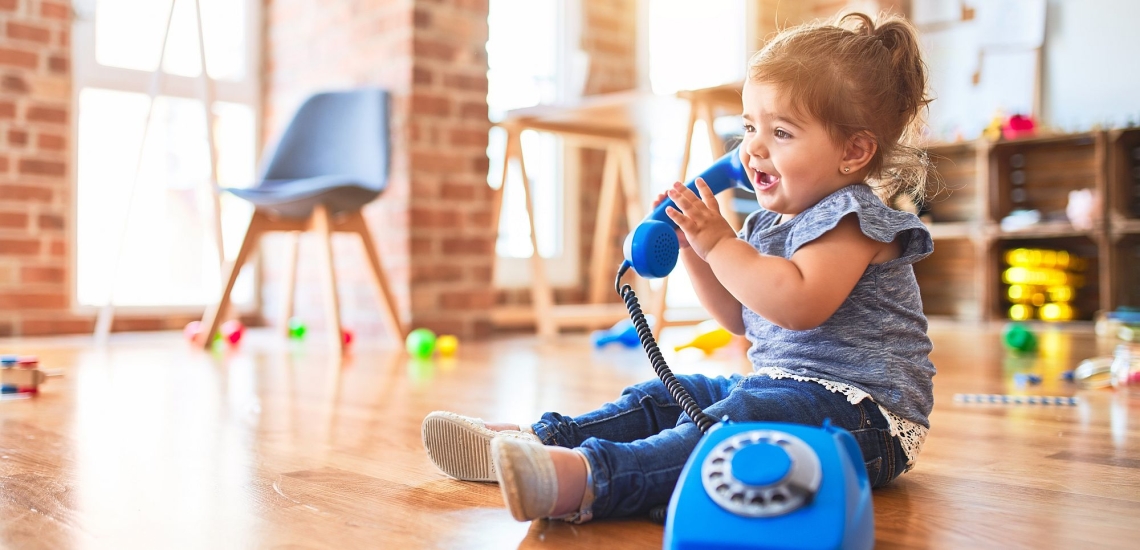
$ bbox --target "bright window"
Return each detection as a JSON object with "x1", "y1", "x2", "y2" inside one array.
[
  {"x1": 486, "y1": 0, "x2": 581, "y2": 287},
  {"x1": 73, "y1": 0, "x2": 260, "y2": 309},
  {"x1": 644, "y1": 0, "x2": 748, "y2": 309}
]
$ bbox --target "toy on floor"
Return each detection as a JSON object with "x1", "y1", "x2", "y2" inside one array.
[
  {"x1": 1002, "y1": 323, "x2": 1037, "y2": 353},
  {"x1": 406, "y1": 328, "x2": 437, "y2": 358},
  {"x1": 1013, "y1": 372, "x2": 1042, "y2": 386},
  {"x1": 287, "y1": 317, "x2": 307, "y2": 339},
  {"x1": 953, "y1": 393, "x2": 1078, "y2": 406},
  {"x1": 592, "y1": 319, "x2": 641, "y2": 349},
  {"x1": 221, "y1": 320, "x2": 244, "y2": 345},
  {"x1": 675, "y1": 320, "x2": 733, "y2": 355},
  {"x1": 436, "y1": 334, "x2": 459, "y2": 357},
  {"x1": 666, "y1": 420, "x2": 874, "y2": 550},
  {"x1": 1, "y1": 355, "x2": 60, "y2": 398}
]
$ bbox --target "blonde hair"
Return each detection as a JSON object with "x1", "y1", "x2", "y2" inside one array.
[{"x1": 748, "y1": 12, "x2": 933, "y2": 205}]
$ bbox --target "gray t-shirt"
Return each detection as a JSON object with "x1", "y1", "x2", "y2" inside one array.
[{"x1": 739, "y1": 183, "x2": 936, "y2": 428}]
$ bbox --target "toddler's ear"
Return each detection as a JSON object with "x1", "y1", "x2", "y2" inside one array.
[{"x1": 842, "y1": 131, "x2": 877, "y2": 171}]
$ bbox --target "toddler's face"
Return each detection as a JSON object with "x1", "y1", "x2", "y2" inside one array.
[{"x1": 739, "y1": 81, "x2": 851, "y2": 220}]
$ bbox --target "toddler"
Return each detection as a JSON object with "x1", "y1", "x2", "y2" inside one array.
[{"x1": 423, "y1": 11, "x2": 935, "y2": 523}]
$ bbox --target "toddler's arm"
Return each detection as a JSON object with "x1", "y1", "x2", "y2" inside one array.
[
  {"x1": 664, "y1": 180, "x2": 887, "y2": 331},
  {"x1": 704, "y1": 215, "x2": 883, "y2": 330}
]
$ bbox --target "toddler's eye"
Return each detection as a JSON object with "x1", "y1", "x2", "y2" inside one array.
[
  {"x1": 774, "y1": 128, "x2": 791, "y2": 139},
  {"x1": 743, "y1": 124, "x2": 756, "y2": 134}
]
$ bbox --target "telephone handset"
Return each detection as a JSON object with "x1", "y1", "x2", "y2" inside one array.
[
  {"x1": 622, "y1": 150, "x2": 752, "y2": 279},
  {"x1": 613, "y1": 148, "x2": 874, "y2": 549}
]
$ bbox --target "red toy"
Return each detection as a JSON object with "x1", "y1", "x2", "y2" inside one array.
[
  {"x1": 221, "y1": 320, "x2": 244, "y2": 345},
  {"x1": 342, "y1": 329, "x2": 354, "y2": 346}
]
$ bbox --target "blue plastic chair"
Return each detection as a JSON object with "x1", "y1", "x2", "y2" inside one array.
[{"x1": 199, "y1": 89, "x2": 405, "y2": 352}]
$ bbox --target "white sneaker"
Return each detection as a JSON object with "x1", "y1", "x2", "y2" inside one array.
[
  {"x1": 422, "y1": 411, "x2": 541, "y2": 482},
  {"x1": 491, "y1": 437, "x2": 558, "y2": 521}
]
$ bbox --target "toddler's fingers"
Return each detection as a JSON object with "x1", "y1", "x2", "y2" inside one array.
[{"x1": 695, "y1": 178, "x2": 719, "y2": 209}]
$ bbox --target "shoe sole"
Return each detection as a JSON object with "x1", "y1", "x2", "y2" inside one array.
[{"x1": 422, "y1": 413, "x2": 498, "y2": 482}]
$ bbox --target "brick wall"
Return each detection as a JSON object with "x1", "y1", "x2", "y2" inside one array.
[
  {"x1": 262, "y1": 0, "x2": 493, "y2": 339},
  {"x1": 0, "y1": 0, "x2": 71, "y2": 336}
]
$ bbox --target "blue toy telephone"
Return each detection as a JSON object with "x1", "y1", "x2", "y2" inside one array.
[
  {"x1": 623, "y1": 150, "x2": 751, "y2": 279},
  {"x1": 614, "y1": 148, "x2": 874, "y2": 550}
]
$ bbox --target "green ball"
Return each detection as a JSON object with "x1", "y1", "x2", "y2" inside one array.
[
  {"x1": 1003, "y1": 323, "x2": 1037, "y2": 353},
  {"x1": 405, "y1": 328, "x2": 437, "y2": 358},
  {"x1": 287, "y1": 317, "x2": 307, "y2": 339}
]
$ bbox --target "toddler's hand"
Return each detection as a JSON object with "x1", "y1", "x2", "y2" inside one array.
[
  {"x1": 664, "y1": 178, "x2": 737, "y2": 261},
  {"x1": 652, "y1": 190, "x2": 690, "y2": 249}
]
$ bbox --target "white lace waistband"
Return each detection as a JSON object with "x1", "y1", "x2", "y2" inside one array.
[{"x1": 750, "y1": 367, "x2": 926, "y2": 471}]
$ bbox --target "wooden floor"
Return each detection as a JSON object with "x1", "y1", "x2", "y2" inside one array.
[{"x1": 1, "y1": 322, "x2": 1138, "y2": 549}]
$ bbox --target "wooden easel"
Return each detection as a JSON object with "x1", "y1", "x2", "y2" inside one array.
[
  {"x1": 93, "y1": 0, "x2": 225, "y2": 343},
  {"x1": 489, "y1": 91, "x2": 655, "y2": 336}
]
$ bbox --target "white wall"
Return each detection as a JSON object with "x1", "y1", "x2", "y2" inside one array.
[{"x1": 1042, "y1": 0, "x2": 1140, "y2": 130}]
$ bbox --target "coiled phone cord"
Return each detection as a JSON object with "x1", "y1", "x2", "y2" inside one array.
[{"x1": 616, "y1": 261, "x2": 719, "y2": 434}]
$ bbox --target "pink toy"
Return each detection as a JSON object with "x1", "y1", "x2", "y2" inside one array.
[
  {"x1": 221, "y1": 320, "x2": 244, "y2": 345},
  {"x1": 342, "y1": 329, "x2": 354, "y2": 346},
  {"x1": 1002, "y1": 114, "x2": 1036, "y2": 140},
  {"x1": 184, "y1": 321, "x2": 203, "y2": 342}
]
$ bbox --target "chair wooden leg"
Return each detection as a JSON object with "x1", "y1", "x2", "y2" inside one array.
[
  {"x1": 344, "y1": 210, "x2": 406, "y2": 341},
  {"x1": 201, "y1": 209, "x2": 267, "y2": 349},
  {"x1": 311, "y1": 205, "x2": 344, "y2": 355},
  {"x1": 278, "y1": 231, "x2": 300, "y2": 336}
]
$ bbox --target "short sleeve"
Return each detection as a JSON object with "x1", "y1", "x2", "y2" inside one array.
[{"x1": 785, "y1": 185, "x2": 933, "y2": 266}]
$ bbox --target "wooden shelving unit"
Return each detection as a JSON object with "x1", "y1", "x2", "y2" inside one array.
[{"x1": 918, "y1": 128, "x2": 1140, "y2": 322}]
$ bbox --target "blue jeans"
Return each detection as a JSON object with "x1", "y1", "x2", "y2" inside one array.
[{"x1": 530, "y1": 374, "x2": 908, "y2": 520}]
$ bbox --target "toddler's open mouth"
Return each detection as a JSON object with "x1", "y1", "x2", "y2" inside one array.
[{"x1": 754, "y1": 171, "x2": 780, "y2": 191}]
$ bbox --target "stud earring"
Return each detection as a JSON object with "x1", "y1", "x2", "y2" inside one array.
[{"x1": 843, "y1": 167, "x2": 851, "y2": 173}]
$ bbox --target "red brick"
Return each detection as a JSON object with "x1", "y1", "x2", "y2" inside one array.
[
  {"x1": 7, "y1": 23, "x2": 51, "y2": 44},
  {"x1": 0, "y1": 212, "x2": 28, "y2": 229},
  {"x1": 18, "y1": 159, "x2": 65, "y2": 176},
  {"x1": 441, "y1": 182, "x2": 476, "y2": 200},
  {"x1": 47, "y1": 55, "x2": 68, "y2": 73},
  {"x1": 413, "y1": 66, "x2": 433, "y2": 85},
  {"x1": 0, "y1": 239, "x2": 40, "y2": 256},
  {"x1": 36, "y1": 133, "x2": 64, "y2": 150},
  {"x1": 411, "y1": 264, "x2": 463, "y2": 282},
  {"x1": 37, "y1": 213, "x2": 63, "y2": 229},
  {"x1": 458, "y1": 101, "x2": 486, "y2": 120},
  {"x1": 0, "y1": 48, "x2": 37, "y2": 69},
  {"x1": 27, "y1": 106, "x2": 67, "y2": 124},
  {"x1": 1, "y1": 74, "x2": 28, "y2": 93},
  {"x1": 0, "y1": 293, "x2": 67, "y2": 310},
  {"x1": 442, "y1": 73, "x2": 487, "y2": 92},
  {"x1": 0, "y1": 156, "x2": 9, "y2": 172},
  {"x1": 413, "y1": 8, "x2": 431, "y2": 27},
  {"x1": 20, "y1": 266, "x2": 64, "y2": 283},
  {"x1": 49, "y1": 239, "x2": 64, "y2": 255},
  {"x1": 8, "y1": 129, "x2": 27, "y2": 146},
  {"x1": 58, "y1": 29, "x2": 69, "y2": 48},
  {"x1": 411, "y1": 93, "x2": 450, "y2": 116},
  {"x1": 41, "y1": 1, "x2": 71, "y2": 20},
  {"x1": 22, "y1": 319, "x2": 93, "y2": 336},
  {"x1": 0, "y1": 185, "x2": 52, "y2": 202},
  {"x1": 440, "y1": 290, "x2": 494, "y2": 310},
  {"x1": 448, "y1": 128, "x2": 487, "y2": 148},
  {"x1": 413, "y1": 38, "x2": 455, "y2": 61},
  {"x1": 0, "y1": 0, "x2": 16, "y2": 12},
  {"x1": 442, "y1": 237, "x2": 493, "y2": 255},
  {"x1": 0, "y1": 101, "x2": 14, "y2": 118}
]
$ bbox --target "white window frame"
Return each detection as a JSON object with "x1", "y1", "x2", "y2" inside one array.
[
  {"x1": 490, "y1": 0, "x2": 581, "y2": 289},
  {"x1": 70, "y1": 0, "x2": 262, "y2": 314}
]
